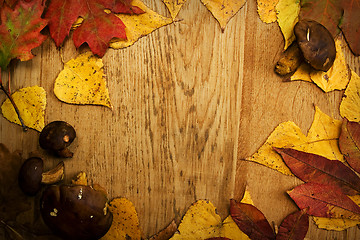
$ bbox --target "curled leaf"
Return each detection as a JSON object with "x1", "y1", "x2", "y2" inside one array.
[
  {"x1": 339, "y1": 119, "x2": 360, "y2": 174},
  {"x1": 276, "y1": 208, "x2": 309, "y2": 240},
  {"x1": 148, "y1": 220, "x2": 177, "y2": 240},
  {"x1": 1, "y1": 86, "x2": 46, "y2": 131}
]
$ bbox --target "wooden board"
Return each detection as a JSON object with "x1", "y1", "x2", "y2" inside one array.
[{"x1": 1, "y1": 0, "x2": 360, "y2": 238}]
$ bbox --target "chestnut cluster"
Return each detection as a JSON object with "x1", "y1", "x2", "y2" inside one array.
[{"x1": 18, "y1": 121, "x2": 113, "y2": 240}]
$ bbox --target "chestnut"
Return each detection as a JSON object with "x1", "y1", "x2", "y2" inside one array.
[
  {"x1": 40, "y1": 185, "x2": 113, "y2": 240},
  {"x1": 39, "y1": 121, "x2": 76, "y2": 158},
  {"x1": 18, "y1": 157, "x2": 64, "y2": 196}
]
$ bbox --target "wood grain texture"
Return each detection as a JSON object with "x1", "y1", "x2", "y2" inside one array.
[{"x1": 0, "y1": 0, "x2": 359, "y2": 238}]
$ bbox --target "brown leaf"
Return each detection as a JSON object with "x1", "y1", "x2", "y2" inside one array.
[
  {"x1": 274, "y1": 148, "x2": 360, "y2": 195},
  {"x1": 288, "y1": 182, "x2": 360, "y2": 220},
  {"x1": 230, "y1": 199, "x2": 275, "y2": 240},
  {"x1": 339, "y1": 118, "x2": 360, "y2": 174},
  {"x1": 148, "y1": 220, "x2": 177, "y2": 240},
  {"x1": 276, "y1": 209, "x2": 309, "y2": 240}
]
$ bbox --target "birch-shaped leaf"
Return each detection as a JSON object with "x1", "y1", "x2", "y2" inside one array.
[
  {"x1": 257, "y1": 0, "x2": 279, "y2": 24},
  {"x1": 54, "y1": 52, "x2": 112, "y2": 108},
  {"x1": 246, "y1": 106, "x2": 343, "y2": 175},
  {"x1": 288, "y1": 183, "x2": 360, "y2": 220},
  {"x1": 230, "y1": 199, "x2": 275, "y2": 240},
  {"x1": 276, "y1": 208, "x2": 309, "y2": 240},
  {"x1": 163, "y1": 0, "x2": 186, "y2": 20},
  {"x1": 101, "y1": 197, "x2": 141, "y2": 240},
  {"x1": 276, "y1": 0, "x2": 300, "y2": 50},
  {"x1": 110, "y1": 0, "x2": 173, "y2": 49},
  {"x1": 1, "y1": 86, "x2": 46, "y2": 131},
  {"x1": 200, "y1": 0, "x2": 247, "y2": 30},
  {"x1": 274, "y1": 148, "x2": 360, "y2": 195},
  {"x1": 339, "y1": 119, "x2": 360, "y2": 174},
  {"x1": 340, "y1": 70, "x2": 360, "y2": 122}
]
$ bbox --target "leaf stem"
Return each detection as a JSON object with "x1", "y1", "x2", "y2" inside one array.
[{"x1": 0, "y1": 70, "x2": 28, "y2": 131}]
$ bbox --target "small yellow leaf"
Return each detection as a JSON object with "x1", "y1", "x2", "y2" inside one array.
[
  {"x1": 54, "y1": 52, "x2": 112, "y2": 108},
  {"x1": 340, "y1": 70, "x2": 360, "y2": 122},
  {"x1": 310, "y1": 38, "x2": 350, "y2": 92},
  {"x1": 101, "y1": 198, "x2": 141, "y2": 240},
  {"x1": 163, "y1": 0, "x2": 186, "y2": 20},
  {"x1": 246, "y1": 106, "x2": 343, "y2": 175},
  {"x1": 257, "y1": 0, "x2": 279, "y2": 23},
  {"x1": 313, "y1": 195, "x2": 360, "y2": 231},
  {"x1": 276, "y1": 0, "x2": 300, "y2": 50},
  {"x1": 1, "y1": 86, "x2": 46, "y2": 132},
  {"x1": 200, "y1": 0, "x2": 247, "y2": 30},
  {"x1": 110, "y1": 0, "x2": 173, "y2": 49},
  {"x1": 289, "y1": 63, "x2": 312, "y2": 82},
  {"x1": 240, "y1": 186, "x2": 254, "y2": 205}
]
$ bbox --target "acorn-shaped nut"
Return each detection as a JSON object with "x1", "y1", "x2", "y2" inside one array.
[{"x1": 39, "y1": 121, "x2": 76, "y2": 158}]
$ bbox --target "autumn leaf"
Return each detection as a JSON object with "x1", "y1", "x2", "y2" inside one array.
[
  {"x1": 200, "y1": 0, "x2": 247, "y2": 30},
  {"x1": 148, "y1": 220, "x2": 177, "y2": 240},
  {"x1": 246, "y1": 106, "x2": 343, "y2": 175},
  {"x1": 257, "y1": 0, "x2": 279, "y2": 23},
  {"x1": 1, "y1": 86, "x2": 46, "y2": 131},
  {"x1": 170, "y1": 199, "x2": 246, "y2": 239},
  {"x1": 0, "y1": 0, "x2": 17, "y2": 8},
  {"x1": 276, "y1": 0, "x2": 300, "y2": 50},
  {"x1": 230, "y1": 199, "x2": 275, "y2": 240},
  {"x1": 339, "y1": 118, "x2": 360, "y2": 174},
  {"x1": 0, "y1": 0, "x2": 47, "y2": 70},
  {"x1": 274, "y1": 148, "x2": 360, "y2": 195},
  {"x1": 276, "y1": 208, "x2": 309, "y2": 240},
  {"x1": 163, "y1": 0, "x2": 186, "y2": 20},
  {"x1": 101, "y1": 197, "x2": 141, "y2": 240},
  {"x1": 340, "y1": 70, "x2": 360, "y2": 122},
  {"x1": 341, "y1": 1, "x2": 360, "y2": 55},
  {"x1": 288, "y1": 182, "x2": 360, "y2": 220},
  {"x1": 45, "y1": 0, "x2": 143, "y2": 57},
  {"x1": 110, "y1": 0, "x2": 173, "y2": 49},
  {"x1": 54, "y1": 52, "x2": 112, "y2": 108}
]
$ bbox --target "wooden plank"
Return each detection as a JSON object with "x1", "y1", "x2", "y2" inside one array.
[{"x1": 0, "y1": 0, "x2": 359, "y2": 238}]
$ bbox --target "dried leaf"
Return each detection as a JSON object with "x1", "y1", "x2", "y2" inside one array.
[
  {"x1": 200, "y1": 0, "x2": 247, "y2": 30},
  {"x1": 0, "y1": 0, "x2": 47, "y2": 70},
  {"x1": 340, "y1": 70, "x2": 360, "y2": 122},
  {"x1": 313, "y1": 195, "x2": 360, "y2": 231},
  {"x1": 246, "y1": 106, "x2": 343, "y2": 175},
  {"x1": 288, "y1": 182, "x2": 360, "y2": 220},
  {"x1": 54, "y1": 52, "x2": 112, "y2": 108},
  {"x1": 170, "y1": 200, "x2": 246, "y2": 239},
  {"x1": 276, "y1": 209, "x2": 309, "y2": 240},
  {"x1": 163, "y1": 0, "x2": 186, "y2": 20},
  {"x1": 276, "y1": 0, "x2": 300, "y2": 50},
  {"x1": 257, "y1": 0, "x2": 279, "y2": 23},
  {"x1": 289, "y1": 63, "x2": 312, "y2": 82},
  {"x1": 339, "y1": 119, "x2": 360, "y2": 174},
  {"x1": 101, "y1": 197, "x2": 141, "y2": 240},
  {"x1": 275, "y1": 148, "x2": 360, "y2": 195},
  {"x1": 230, "y1": 199, "x2": 275, "y2": 240},
  {"x1": 341, "y1": 1, "x2": 360, "y2": 55},
  {"x1": 110, "y1": 0, "x2": 173, "y2": 49},
  {"x1": 148, "y1": 220, "x2": 177, "y2": 240},
  {"x1": 1, "y1": 86, "x2": 46, "y2": 131}
]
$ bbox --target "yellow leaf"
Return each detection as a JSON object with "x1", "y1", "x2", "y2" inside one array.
[
  {"x1": 110, "y1": 0, "x2": 173, "y2": 49},
  {"x1": 246, "y1": 106, "x2": 343, "y2": 175},
  {"x1": 163, "y1": 0, "x2": 186, "y2": 20},
  {"x1": 313, "y1": 195, "x2": 360, "y2": 231},
  {"x1": 54, "y1": 52, "x2": 112, "y2": 108},
  {"x1": 340, "y1": 70, "x2": 360, "y2": 122},
  {"x1": 289, "y1": 63, "x2": 312, "y2": 82},
  {"x1": 1, "y1": 86, "x2": 46, "y2": 132},
  {"x1": 276, "y1": 0, "x2": 300, "y2": 50},
  {"x1": 257, "y1": 0, "x2": 279, "y2": 23},
  {"x1": 200, "y1": 0, "x2": 247, "y2": 30},
  {"x1": 170, "y1": 199, "x2": 248, "y2": 239},
  {"x1": 310, "y1": 38, "x2": 350, "y2": 92},
  {"x1": 101, "y1": 198, "x2": 141, "y2": 240}
]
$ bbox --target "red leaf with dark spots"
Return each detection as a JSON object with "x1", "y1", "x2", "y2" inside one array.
[
  {"x1": 288, "y1": 182, "x2": 360, "y2": 219},
  {"x1": 276, "y1": 209, "x2": 309, "y2": 240},
  {"x1": 339, "y1": 118, "x2": 360, "y2": 174},
  {"x1": 274, "y1": 148, "x2": 360, "y2": 195},
  {"x1": 230, "y1": 199, "x2": 275, "y2": 240}
]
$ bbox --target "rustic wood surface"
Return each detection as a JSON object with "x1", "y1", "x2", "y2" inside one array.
[{"x1": 1, "y1": 0, "x2": 360, "y2": 239}]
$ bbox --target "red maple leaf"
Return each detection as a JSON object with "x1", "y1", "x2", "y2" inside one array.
[
  {"x1": 0, "y1": 0, "x2": 47, "y2": 70},
  {"x1": 45, "y1": 0, "x2": 144, "y2": 57}
]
